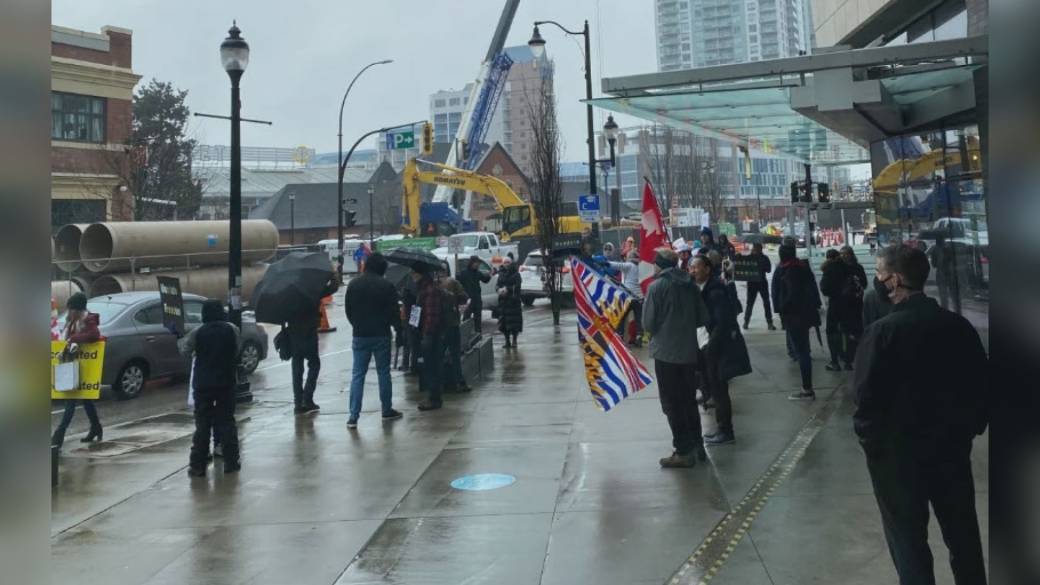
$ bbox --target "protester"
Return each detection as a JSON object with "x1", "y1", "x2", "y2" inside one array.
[
  {"x1": 676, "y1": 242, "x2": 693, "y2": 272},
  {"x1": 853, "y1": 244, "x2": 988, "y2": 585},
  {"x1": 440, "y1": 272, "x2": 471, "y2": 393},
  {"x1": 344, "y1": 253, "x2": 403, "y2": 429},
  {"x1": 820, "y1": 249, "x2": 852, "y2": 371},
  {"x1": 772, "y1": 244, "x2": 822, "y2": 400},
  {"x1": 698, "y1": 226, "x2": 716, "y2": 254},
  {"x1": 495, "y1": 257, "x2": 524, "y2": 349},
  {"x1": 642, "y1": 248, "x2": 709, "y2": 468},
  {"x1": 180, "y1": 300, "x2": 241, "y2": 477},
  {"x1": 717, "y1": 234, "x2": 736, "y2": 261},
  {"x1": 602, "y1": 241, "x2": 619, "y2": 261},
  {"x1": 51, "y1": 292, "x2": 103, "y2": 448},
  {"x1": 743, "y1": 242, "x2": 776, "y2": 330},
  {"x1": 414, "y1": 267, "x2": 446, "y2": 411},
  {"x1": 690, "y1": 255, "x2": 751, "y2": 446},
  {"x1": 458, "y1": 255, "x2": 491, "y2": 334},
  {"x1": 620, "y1": 235, "x2": 636, "y2": 258},
  {"x1": 289, "y1": 276, "x2": 339, "y2": 414},
  {"x1": 609, "y1": 250, "x2": 643, "y2": 345}
]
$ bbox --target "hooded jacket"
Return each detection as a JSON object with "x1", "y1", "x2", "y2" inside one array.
[
  {"x1": 183, "y1": 302, "x2": 241, "y2": 390},
  {"x1": 642, "y1": 267, "x2": 709, "y2": 364}
]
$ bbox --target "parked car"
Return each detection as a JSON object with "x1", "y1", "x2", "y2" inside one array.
[
  {"x1": 59, "y1": 292, "x2": 269, "y2": 400},
  {"x1": 519, "y1": 250, "x2": 574, "y2": 306}
]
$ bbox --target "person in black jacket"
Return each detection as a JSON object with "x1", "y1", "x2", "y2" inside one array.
[
  {"x1": 743, "y1": 243, "x2": 776, "y2": 330},
  {"x1": 819, "y1": 249, "x2": 852, "y2": 371},
  {"x1": 840, "y1": 245, "x2": 868, "y2": 364},
  {"x1": 853, "y1": 244, "x2": 988, "y2": 585},
  {"x1": 457, "y1": 256, "x2": 491, "y2": 333},
  {"x1": 690, "y1": 255, "x2": 752, "y2": 446},
  {"x1": 495, "y1": 258, "x2": 523, "y2": 348},
  {"x1": 345, "y1": 253, "x2": 402, "y2": 429},
  {"x1": 287, "y1": 276, "x2": 339, "y2": 415},
  {"x1": 772, "y1": 244, "x2": 822, "y2": 400},
  {"x1": 182, "y1": 300, "x2": 241, "y2": 477}
]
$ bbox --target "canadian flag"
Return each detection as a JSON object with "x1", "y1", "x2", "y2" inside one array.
[{"x1": 638, "y1": 180, "x2": 668, "y2": 294}]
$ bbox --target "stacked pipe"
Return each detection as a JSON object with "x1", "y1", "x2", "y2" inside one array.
[{"x1": 51, "y1": 220, "x2": 278, "y2": 302}]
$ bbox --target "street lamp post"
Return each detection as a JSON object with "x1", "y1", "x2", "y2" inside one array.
[
  {"x1": 289, "y1": 192, "x2": 296, "y2": 245},
  {"x1": 529, "y1": 20, "x2": 600, "y2": 235},
  {"x1": 367, "y1": 184, "x2": 375, "y2": 246},
  {"x1": 338, "y1": 59, "x2": 393, "y2": 278},
  {"x1": 220, "y1": 21, "x2": 249, "y2": 329}
]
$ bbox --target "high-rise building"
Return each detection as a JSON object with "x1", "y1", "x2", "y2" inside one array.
[{"x1": 655, "y1": 0, "x2": 812, "y2": 71}]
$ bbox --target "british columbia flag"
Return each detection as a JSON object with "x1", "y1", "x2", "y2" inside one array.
[{"x1": 571, "y1": 257, "x2": 653, "y2": 411}]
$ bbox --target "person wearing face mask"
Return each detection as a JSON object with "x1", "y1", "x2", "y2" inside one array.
[
  {"x1": 862, "y1": 272, "x2": 894, "y2": 329},
  {"x1": 853, "y1": 244, "x2": 988, "y2": 585},
  {"x1": 690, "y1": 254, "x2": 752, "y2": 446}
]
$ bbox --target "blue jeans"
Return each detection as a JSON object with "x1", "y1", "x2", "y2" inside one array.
[{"x1": 349, "y1": 337, "x2": 393, "y2": 418}]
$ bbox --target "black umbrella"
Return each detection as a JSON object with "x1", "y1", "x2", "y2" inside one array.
[
  {"x1": 385, "y1": 247, "x2": 445, "y2": 274},
  {"x1": 383, "y1": 263, "x2": 414, "y2": 291},
  {"x1": 251, "y1": 252, "x2": 335, "y2": 325}
]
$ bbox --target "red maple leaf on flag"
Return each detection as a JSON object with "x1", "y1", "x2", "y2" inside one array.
[{"x1": 638, "y1": 180, "x2": 668, "y2": 294}]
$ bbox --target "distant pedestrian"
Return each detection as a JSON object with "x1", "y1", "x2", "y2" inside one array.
[
  {"x1": 743, "y1": 242, "x2": 776, "y2": 330},
  {"x1": 181, "y1": 300, "x2": 241, "y2": 477},
  {"x1": 440, "y1": 273, "x2": 471, "y2": 393},
  {"x1": 495, "y1": 257, "x2": 524, "y2": 348},
  {"x1": 353, "y1": 243, "x2": 370, "y2": 273},
  {"x1": 772, "y1": 244, "x2": 822, "y2": 400},
  {"x1": 414, "y1": 267, "x2": 446, "y2": 411},
  {"x1": 698, "y1": 227, "x2": 716, "y2": 255},
  {"x1": 840, "y1": 245, "x2": 868, "y2": 364},
  {"x1": 620, "y1": 235, "x2": 636, "y2": 258},
  {"x1": 820, "y1": 249, "x2": 852, "y2": 371},
  {"x1": 610, "y1": 250, "x2": 643, "y2": 345},
  {"x1": 288, "y1": 276, "x2": 339, "y2": 414},
  {"x1": 51, "y1": 292, "x2": 103, "y2": 448},
  {"x1": 854, "y1": 244, "x2": 988, "y2": 585},
  {"x1": 458, "y1": 255, "x2": 491, "y2": 334},
  {"x1": 642, "y1": 247, "x2": 709, "y2": 468},
  {"x1": 717, "y1": 234, "x2": 736, "y2": 261},
  {"x1": 676, "y1": 242, "x2": 693, "y2": 272},
  {"x1": 690, "y1": 255, "x2": 751, "y2": 446},
  {"x1": 345, "y1": 253, "x2": 403, "y2": 429}
]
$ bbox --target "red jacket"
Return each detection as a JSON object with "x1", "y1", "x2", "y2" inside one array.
[{"x1": 65, "y1": 313, "x2": 101, "y2": 344}]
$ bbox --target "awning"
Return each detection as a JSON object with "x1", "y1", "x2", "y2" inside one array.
[{"x1": 591, "y1": 36, "x2": 986, "y2": 166}]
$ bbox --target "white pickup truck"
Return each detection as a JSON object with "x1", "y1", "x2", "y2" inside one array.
[{"x1": 433, "y1": 232, "x2": 518, "y2": 269}]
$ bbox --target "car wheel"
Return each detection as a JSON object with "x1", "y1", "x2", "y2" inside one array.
[
  {"x1": 113, "y1": 360, "x2": 148, "y2": 400},
  {"x1": 239, "y1": 341, "x2": 262, "y2": 374},
  {"x1": 521, "y1": 295, "x2": 535, "y2": 307}
]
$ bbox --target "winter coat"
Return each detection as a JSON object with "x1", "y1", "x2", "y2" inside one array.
[
  {"x1": 608, "y1": 260, "x2": 641, "y2": 296},
  {"x1": 345, "y1": 272, "x2": 400, "y2": 338},
  {"x1": 861, "y1": 286, "x2": 893, "y2": 331},
  {"x1": 457, "y1": 266, "x2": 490, "y2": 306},
  {"x1": 495, "y1": 266, "x2": 523, "y2": 334},
  {"x1": 700, "y1": 276, "x2": 752, "y2": 381},
  {"x1": 642, "y1": 267, "x2": 709, "y2": 365},
  {"x1": 189, "y1": 319, "x2": 241, "y2": 390},
  {"x1": 64, "y1": 312, "x2": 101, "y2": 344},
  {"x1": 853, "y1": 294, "x2": 989, "y2": 458},
  {"x1": 440, "y1": 277, "x2": 469, "y2": 328},
  {"x1": 771, "y1": 258, "x2": 822, "y2": 330}
]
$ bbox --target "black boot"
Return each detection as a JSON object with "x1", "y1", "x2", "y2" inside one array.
[{"x1": 81, "y1": 426, "x2": 102, "y2": 443}]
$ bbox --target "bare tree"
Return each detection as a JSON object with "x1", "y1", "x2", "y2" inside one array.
[{"x1": 526, "y1": 82, "x2": 564, "y2": 325}]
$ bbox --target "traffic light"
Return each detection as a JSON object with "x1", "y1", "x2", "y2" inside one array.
[
  {"x1": 345, "y1": 210, "x2": 357, "y2": 227},
  {"x1": 817, "y1": 182, "x2": 830, "y2": 203},
  {"x1": 790, "y1": 181, "x2": 799, "y2": 204},
  {"x1": 421, "y1": 122, "x2": 434, "y2": 155}
]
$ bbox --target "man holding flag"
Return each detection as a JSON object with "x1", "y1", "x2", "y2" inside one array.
[{"x1": 638, "y1": 179, "x2": 710, "y2": 468}]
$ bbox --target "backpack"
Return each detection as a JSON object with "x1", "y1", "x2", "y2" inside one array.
[{"x1": 780, "y1": 263, "x2": 811, "y2": 316}]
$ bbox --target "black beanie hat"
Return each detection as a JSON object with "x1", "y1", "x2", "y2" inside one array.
[{"x1": 67, "y1": 292, "x2": 88, "y2": 311}]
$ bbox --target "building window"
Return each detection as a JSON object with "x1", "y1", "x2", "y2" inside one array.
[
  {"x1": 449, "y1": 97, "x2": 461, "y2": 106},
  {"x1": 52, "y1": 92, "x2": 106, "y2": 143},
  {"x1": 434, "y1": 99, "x2": 446, "y2": 108}
]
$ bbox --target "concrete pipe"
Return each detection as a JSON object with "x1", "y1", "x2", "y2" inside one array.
[
  {"x1": 51, "y1": 280, "x2": 84, "y2": 309},
  {"x1": 89, "y1": 265, "x2": 268, "y2": 303},
  {"x1": 54, "y1": 224, "x2": 90, "y2": 273},
  {"x1": 80, "y1": 220, "x2": 279, "y2": 273}
]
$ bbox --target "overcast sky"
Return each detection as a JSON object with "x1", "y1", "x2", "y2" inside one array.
[{"x1": 52, "y1": 0, "x2": 658, "y2": 160}]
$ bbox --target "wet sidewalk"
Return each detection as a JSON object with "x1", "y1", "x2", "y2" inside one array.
[{"x1": 50, "y1": 296, "x2": 988, "y2": 585}]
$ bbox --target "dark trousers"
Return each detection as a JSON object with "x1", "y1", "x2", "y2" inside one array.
[
  {"x1": 653, "y1": 360, "x2": 703, "y2": 455},
  {"x1": 937, "y1": 272, "x2": 962, "y2": 314},
  {"x1": 745, "y1": 281, "x2": 773, "y2": 325},
  {"x1": 864, "y1": 440, "x2": 986, "y2": 585},
  {"x1": 402, "y1": 326, "x2": 420, "y2": 371},
  {"x1": 421, "y1": 335, "x2": 443, "y2": 404},
  {"x1": 464, "y1": 302, "x2": 483, "y2": 334},
  {"x1": 703, "y1": 355, "x2": 733, "y2": 433},
  {"x1": 786, "y1": 326, "x2": 813, "y2": 390},
  {"x1": 190, "y1": 385, "x2": 239, "y2": 470},
  {"x1": 443, "y1": 326, "x2": 465, "y2": 389},
  {"x1": 291, "y1": 352, "x2": 320, "y2": 407},
  {"x1": 51, "y1": 399, "x2": 101, "y2": 446}
]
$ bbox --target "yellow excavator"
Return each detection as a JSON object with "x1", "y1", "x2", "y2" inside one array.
[{"x1": 401, "y1": 158, "x2": 589, "y2": 241}]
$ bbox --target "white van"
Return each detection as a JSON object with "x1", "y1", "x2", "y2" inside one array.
[
  {"x1": 317, "y1": 238, "x2": 367, "y2": 273},
  {"x1": 436, "y1": 253, "x2": 500, "y2": 309}
]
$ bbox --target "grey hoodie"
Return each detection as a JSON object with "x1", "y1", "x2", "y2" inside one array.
[{"x1": 642, "y1": 267, "x2": 709, "y2": 364}]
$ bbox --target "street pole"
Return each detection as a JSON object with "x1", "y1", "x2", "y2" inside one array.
[
  {"x1": 289, "y1": 192, "x2": 296, "y2": 245},
  {"x1": 228, "y1": 66, "x2": 243, "y2": 329},
  {"x1": 337, "y1": 59, "x2": 393, "y2": 280},
  {"x1": 368, "y1": 184, "x2": 375, "y2": 246}
]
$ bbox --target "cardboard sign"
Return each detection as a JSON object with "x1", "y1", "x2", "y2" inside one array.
[
  {"x1": 50, "y1": 340, "x2": 106, "y2": 400},
  {"x1": 157, "y1": 276, "x2": 185, "y2": 336},
  {"x1": 408, "y1": 306, "x2": 422, "y2": 328},
  {"x1": 732, "y1": 255, "x2": 763, "y2": 282}
]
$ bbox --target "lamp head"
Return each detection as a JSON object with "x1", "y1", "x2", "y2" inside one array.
[
  {"x1": 603, "y1": 115, "x2": 619, "y2": 143},
  {"x1": 220, "y1": 21, "x2": 250, "y2": 76},
  {"x1": 528, "y1": 25, "x2": 546, "y2": 59}
]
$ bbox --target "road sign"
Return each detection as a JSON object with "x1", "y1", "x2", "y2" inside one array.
[
  {"x1": 386, "y1": 130, "x2": 415, "y2": 150},
  {"x1": 578, "y1": 194, "x2": 600, "y2": 223},
  {"x1": 446, "y1": 237, "x2": 464, "y2": 254}
]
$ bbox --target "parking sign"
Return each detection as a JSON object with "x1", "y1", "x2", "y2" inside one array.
[{"x1": 578, "y1": 194, "x2": 600, "y2": 223}]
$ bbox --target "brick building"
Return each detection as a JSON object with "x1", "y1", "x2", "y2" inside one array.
[
  {"x1": 469, "y1": 142, "x2": 531, "y2": 229},
  {"x1": 51, "y1": 25, "x2": 141, "y2": 229}
]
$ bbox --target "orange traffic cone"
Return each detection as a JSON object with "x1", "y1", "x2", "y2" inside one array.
[{"x1": 318, "y1": 295, "x2": 337, "y2": 333}]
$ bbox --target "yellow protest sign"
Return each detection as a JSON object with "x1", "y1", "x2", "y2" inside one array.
[{"x1": 50, "y1": 340, "x2": 106, "y2": 400}]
